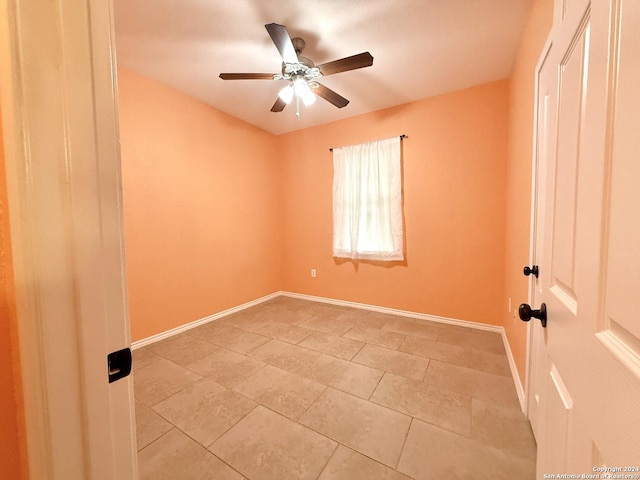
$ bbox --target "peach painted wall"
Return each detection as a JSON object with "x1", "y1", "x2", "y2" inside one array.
[
  {"x1": 503, "y1": 0, "x2": 553, "y2": 380},
  {"x1": 0, "y1": 104, "x2": 27, "y2": 479},
  {"x1": 279, "y1": 81, "x2": 509, "y2": 326},
  {"x1": 118, "y1": 68, "x2": 282, "y2": 341}
]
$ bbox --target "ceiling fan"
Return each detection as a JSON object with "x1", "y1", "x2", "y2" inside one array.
[{"x1": 219, "y1": 23, "x2": 374, "y2": 115}]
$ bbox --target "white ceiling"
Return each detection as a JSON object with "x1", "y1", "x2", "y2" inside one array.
[{"x1": 113, "y1": 0, "x2": 533, "y2": 135}]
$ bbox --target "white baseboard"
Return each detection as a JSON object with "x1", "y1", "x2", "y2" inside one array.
[
  {"x1": 281, "y1": 291, "x2": 503, "y2": 333},
  {"x1": 131, "y1": 290, "x2": 527, "y2": 411},
  {"x1": 502, "y1": 331, "x2": 527, "y2": 412},
  {"x1": 131, "y1": 292, "x2": 280, "y2": 349}
]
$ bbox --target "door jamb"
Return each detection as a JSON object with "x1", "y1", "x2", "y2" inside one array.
[{"x1": 525, "y1": 36, "x2": 554, "y2": 420}]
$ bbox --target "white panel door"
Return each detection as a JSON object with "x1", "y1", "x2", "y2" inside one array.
[{"x1": 529, "y1": 0, "x2": 640, "y2": 475}]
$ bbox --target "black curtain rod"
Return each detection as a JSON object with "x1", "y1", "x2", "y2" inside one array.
[{"x1": 329, "y1": 134, "x2": 407, "y2": 152}]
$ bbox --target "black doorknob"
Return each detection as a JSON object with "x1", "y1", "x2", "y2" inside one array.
[
  {"x1": 523, "y1": 265, "x2": 539, "y2": 278},
  {"x1": 519, "y1": 303, "x2": 547, "y2": 328}
]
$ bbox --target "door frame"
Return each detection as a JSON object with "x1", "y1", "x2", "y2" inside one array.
[
  {"x1": 525, "y1": 35, "x2": 554, "y2": 421},
  {"x1": 0, "y1": 0, "x2": 137, "y2": 478}
]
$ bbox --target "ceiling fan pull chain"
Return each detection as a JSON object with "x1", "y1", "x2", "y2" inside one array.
[{"x1": 296, "y1": 95, "x2": 301, "y2": 120}]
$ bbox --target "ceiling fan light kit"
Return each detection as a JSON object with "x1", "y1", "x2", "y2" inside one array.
[{"x1": 219, "y1": 23, "x2": 373, "y2": 118}]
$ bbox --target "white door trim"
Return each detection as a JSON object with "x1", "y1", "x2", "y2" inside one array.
[
  {"x1": 525, "y1": 35, "x2": 554, "y2": 421},
  {"x1": 0, "y1": 0, "x2": 137, "y2": 478}
]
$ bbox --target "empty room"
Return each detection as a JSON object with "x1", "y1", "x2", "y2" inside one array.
[{"x1": 1, "y1": 0, "x2": 639, "y2": 479}]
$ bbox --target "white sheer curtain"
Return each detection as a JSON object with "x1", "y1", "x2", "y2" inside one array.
[{"x1": 332, "y1": 136, "x2": 403, "y2": 261}]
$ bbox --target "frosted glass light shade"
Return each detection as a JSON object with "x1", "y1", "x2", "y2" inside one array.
[
  {"x1": 278, "y1": 84, "x2": 294, "y2": 104},
  {"x1": 302, "y1": 91, "x2": 316, "y2": 106},
  {"x1": 293, "y1": 78, "x2": 311, "y2": 97}
]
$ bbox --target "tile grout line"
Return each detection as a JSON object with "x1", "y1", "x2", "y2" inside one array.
[
  {"x1": 395, "y1": 416, "x2": 414, "y2": 475},
  {"x1": 205, "y1": 403, "x2": 261, "y2": 451},
  {"x1": 145, "y1": 343, "x2": 222, "y2": 368},
  {"x1": 201, "y1": 428, "x2": 254, "y2": 479},
  {"x1": 367, "y1": 370, "x2": 388, "y2": 401},
  {"x1": 349, "y1": 339, "x2": 367, "y2": 360},
  {"x1": 311, "y1": 436, "x2": 340, "y2": 480},
  {"x1": 420, "y1": 358, "x2": 431, "y2": 382},
  {"x1": 295, "y1": 385, "x2": 329, "y2": 421},
  {"x1": 136, "y1": 426, "x2": 177, "y2": 455}
]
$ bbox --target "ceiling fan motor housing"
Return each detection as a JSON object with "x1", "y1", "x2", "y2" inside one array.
[{"x1": 276, "y1": 47, "x2": 322, "y2": 83}]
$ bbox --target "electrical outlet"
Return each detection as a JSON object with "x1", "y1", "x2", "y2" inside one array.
[{"x1": 311, "y1": 268, "x2": 317, "y2": 278}]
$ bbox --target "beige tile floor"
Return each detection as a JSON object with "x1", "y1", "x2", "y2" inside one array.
[{"x1": 134, "y1": 297, "x2": 536, "y2": 480}]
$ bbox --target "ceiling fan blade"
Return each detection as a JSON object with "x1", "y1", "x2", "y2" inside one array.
[
  {"x1": 314, "y1": 83, "x2": 349, "y2": 108},
  {"x1": 219, "y1": 73, "x2": 275, "y2": 80},
  {"x1": 265, "y1": 23, "x2": 299, "y2": 64},
  {"x1": 317, "y1": 52, "x2": 374, "y2": 76},
  {"x1": 271, "y1": 97, "x2": 287, "y2": 112}
]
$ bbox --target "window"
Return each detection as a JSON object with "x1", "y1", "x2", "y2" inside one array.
[{"x1": 332, "y1": 136, "x2": 403, "y2": 261}]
